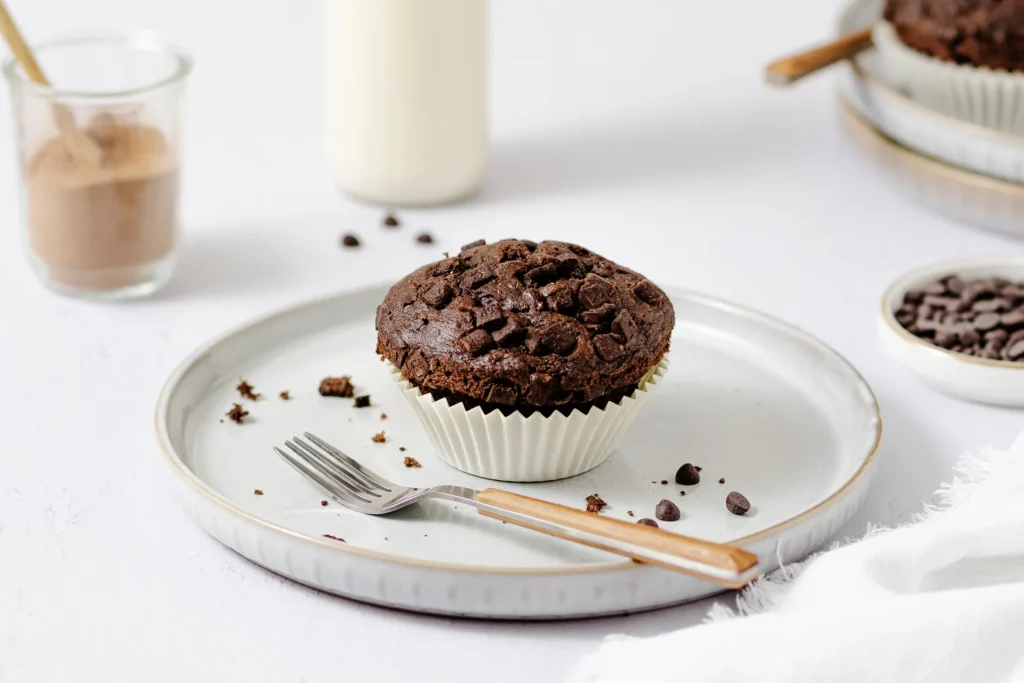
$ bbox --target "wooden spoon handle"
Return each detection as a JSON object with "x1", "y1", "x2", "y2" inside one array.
[
  {"x1": 476, "y1": 489, "x2": 759, "y2": 588},
  {"x1": 765, "y1": 28, "x2": 873, "y2": 86}
]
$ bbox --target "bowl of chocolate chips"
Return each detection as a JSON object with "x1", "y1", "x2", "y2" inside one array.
[{"x1": 879, "y1": 255, "x2": 1024, "y2": 406}]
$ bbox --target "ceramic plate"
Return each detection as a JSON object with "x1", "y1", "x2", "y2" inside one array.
[
  {"x1": 155, "y1": 285, "x2": 881, "y2": 619},
  {"x1": 838, "y1": 0, "x2": 1024, "y2": 184}
]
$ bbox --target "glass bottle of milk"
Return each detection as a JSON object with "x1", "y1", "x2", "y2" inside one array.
[{"x1": 324, "y1": 0, "x2": 488, "y2": 206}]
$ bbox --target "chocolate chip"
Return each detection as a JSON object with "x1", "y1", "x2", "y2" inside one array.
[
  {"x1": 341, "y1": 234, "x2": 360, "y2": 247},
  {"x1": 543, "y1": 283, "x2": 578, "y2": 314},
  {"x1": 974, "y1": 312, "x2": 1001, "y2": 331},
  {"x1": 636, "y1": 518, "x2": 659, "y2": 528},
  {"x1": 524, "y1": 333, "x2": 544, "y2": 356},
  {"x1": 540, "y1": 321, "x2": 577, "y2": 355},
  {"x1": 525, "y1": 263, "x2": 558, "y2": 286},
  {"x1": 462, "y1": 266, "x2": 495, "y2": 289},
  {"x1": 655, "y1": 499, "x2": 680, "y2": 522},
  {"x1": 610, "y1": 309, "x2": 637, "y2": 343},
  {"x1": 634, "y1": 280, "x2": 662, "y2": 304},
  {"x1": 461, "y1": 239, "x2": 485, "y2": 251},
  {"x1": 579, "y1": 273, "x2": 614, "y2": 309},
  {"x1": 474, "y1": 306, "x2": 504, "y2": 330},
  {"x1": 524, "y1": 373, "x2": 555, "y2": 404},
  {"x1": 726, "y1": 491, "x2": 750, "y2": 515},
  {"x1": 492, "y1": 317, "x2": 526, "y2": 346},
  {"x1": 486, "y1": 384, "x2": 518, "y2": 405},
  {"x1": 592, "y1": 334, "x2": 624, "y2": 361},
  {"x1": 353, "y1": 395, "x2": 371, "y2": 408},
  {"x1": 675, "y1": 463, "x2": 700, "y2": 485},
  {"x1": 419, "y1": 281, "x2": 453, "y2": 309},
  {"x1": 460, "y1": 329, "x2": 495, "y2": 356},
  {"x1": 555, "y1": 254, "x2": 584, "y2": 278},
  {"x1": 718, "y1": 477, "x2": 726, "y2": 484},
  {"x1": 579, "y1": 303, "x2": 617, "y2": 324},
  {"x1": 383, "y1": 213, "x2": 400, "y2": 228},
  {"x1": 416, "y1": 232, "x2": 434, "y2": 244}
]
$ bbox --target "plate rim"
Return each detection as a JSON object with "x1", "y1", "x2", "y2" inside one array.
[{"x1": 154, "y1": 283, "x2": 882, "y2": 577}]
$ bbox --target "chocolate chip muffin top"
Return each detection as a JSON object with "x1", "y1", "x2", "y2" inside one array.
[
  {"x1": 375, "y1": 240, "x2": 673, "y2": 409},
  {"x1": 884, "y1": 0, "x2": 1024, "y2": 71}
]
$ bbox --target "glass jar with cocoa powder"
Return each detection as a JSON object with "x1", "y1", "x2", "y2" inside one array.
[{"x1": 3, "y1": 33, "x2": 190, "y2": 299}]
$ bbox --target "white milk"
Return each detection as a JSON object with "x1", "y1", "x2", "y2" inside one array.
[{"x1": 324, "y1": 0, "x2": 488, "y2": 206}]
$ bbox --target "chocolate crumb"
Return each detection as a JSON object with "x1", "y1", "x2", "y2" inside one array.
[
  {"x1": 719, "y1": 477, "x2": 726, "y2": 484},
  {"x1": 341, "y1": 233, "x2": 360, "y2": 248},
  {"x1": 236, "y1": 380, "x2": 260, "y2": 400},
  {"x1": 404, "y1": 456, "x2": 421, "y2": 468},
  {"x1": 227, "y1": 403, "x2": 249, "y2": 424},
  {"x1": 637, "y1": 518, "x2": 659, "y2": 528},
  {"x1": 726, "y1": 491, "x2": 751, "y2": 516},
  {"x1": 416, "y1": 232, "x2": 434, "y2": 244},
  {"x1": 383, "y1": 213, "x2": 400, "y2": 228},
  {"x1": 322, "y1": 534, "x2": 346, "y2": 542},
  {"x1": 679, "y1": 490, "x2": 686, "y2": 496},
  {"x1": 585, "y1": 493, "x2": 607, "y2": 514},
  {"x1": 655, "y1": 499, "x2": 681, "y2": 522},
  {"x1": 320, "y1": 500, "x2": 328, "y2": 506},
  {"x1": 353, "y1": 395, "x2": 371, "y2": 408},
  {"x1": 627, "y1": 510, "x2": 635, "y2": 517},
  {"x1": 319, "y1": 376, "x2": 354, "y2": 397},
  {"x1": 380, "y1": 412, "x2": 387, "y2": 420},
  {"x1": 279, "y1": 390, "x2": 290, "y2": 400},
  {"x1": 675, "y1": 463, "x2": 700, "y2": 486},
  {"x1": 372, "y1": 431, "x2": 386, "y2": 443},
  {"x1": 661, "y1": 480, "x2": 668, "y2": 485},
  {"x1": 253, "y1": 489, "x2": 263, "y2": 496}
]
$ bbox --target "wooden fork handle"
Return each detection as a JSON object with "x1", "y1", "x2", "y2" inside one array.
[
  {"x1": 765, "y1": 28, "x2": 873, "y2": 86},
  {"x1": 476, "y1": 489, "x2": 759, "y2": 588}
]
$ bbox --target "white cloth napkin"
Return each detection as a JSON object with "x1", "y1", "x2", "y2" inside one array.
[{"x1": 567, "y1": 430, "x2": 1024, "y2": 683}]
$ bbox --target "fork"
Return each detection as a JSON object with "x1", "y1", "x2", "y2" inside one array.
[{"x1": 274, "y1": 432, "x2": 760, "y2": 587}]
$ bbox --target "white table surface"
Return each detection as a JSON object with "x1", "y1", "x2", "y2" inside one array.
[{"x1": 1, "y1": 0, "x2": 1021, "y2": 680}]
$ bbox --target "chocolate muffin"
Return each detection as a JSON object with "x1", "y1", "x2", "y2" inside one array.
[
  {"x1": 376, "y1": 239, "x2": 673, "y2": 414},
  {"x1": 884, "y1": 0, "x2": 1024, "y2": 71}
]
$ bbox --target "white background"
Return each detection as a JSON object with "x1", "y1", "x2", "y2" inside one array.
[{"x1": 1, "y1": 0, "x2": 1021, "y2": 681}]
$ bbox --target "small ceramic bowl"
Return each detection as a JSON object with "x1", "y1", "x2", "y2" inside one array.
[{"x1": 879, "y1": 255, "x2": 1024, "y2": 406}]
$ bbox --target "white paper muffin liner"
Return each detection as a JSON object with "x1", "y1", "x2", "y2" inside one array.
[
  {"x1": 873, "y1": 21, "x2": 1024, "y2": 136},
  {"x1": 387, "y1": 355, "x2": 669, "y2": 482}
]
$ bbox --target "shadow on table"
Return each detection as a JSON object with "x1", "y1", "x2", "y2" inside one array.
[{"x1": 476, "y1": 97, "x2": 816, "y2": 205}]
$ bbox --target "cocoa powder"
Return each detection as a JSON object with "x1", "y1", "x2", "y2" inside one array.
[{"x1": 25, "y1": 120, "x2": 178, "y2": 289}]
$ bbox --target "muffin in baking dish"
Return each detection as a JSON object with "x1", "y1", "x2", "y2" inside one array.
[
  {"x1": 375, "y1": 239, "x2": 672, "y2": 481},
  {"x1": 875, "y1": 0, "x2": 1024, "y2": 134}
]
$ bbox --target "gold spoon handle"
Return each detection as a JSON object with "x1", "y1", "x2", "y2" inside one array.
[{"x1": 765, "y1": 28, "x2": 873, "y2": 86}]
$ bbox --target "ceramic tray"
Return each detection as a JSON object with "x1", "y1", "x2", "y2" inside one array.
[{"x1": 155, "y1": 285, "x2": 881, "y2": 619}]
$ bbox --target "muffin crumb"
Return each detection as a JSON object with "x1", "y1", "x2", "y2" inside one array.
[
  {"x1": 279, "y1": 390, "x2": 290, "y2": 400},
  {"x1": 353, "y1": 395, "x2": 371, "y2": 408},
  {"x1": 585, "y1": 494, "x2": 607, "y2": 514},
  {"x1": 372, "y1": 431, "x2": 386, "y2": 443},
  {"x1": 227, "y1": 403, "x2": 249, "y2": 424},
  {"x1": 320, "y1": 376, "x2": 354, "y2": 397},
  {"x1": 404, "y1": 456, "x2": 422, "y2": 468},
  {"x1": 236, "y1": 380, "x2": 260, "y2": 400},
  {"x1": 253, "y1": 489, "x2": 263, "y2": 496}
]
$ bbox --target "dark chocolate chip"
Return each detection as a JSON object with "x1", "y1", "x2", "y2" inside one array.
[
  {"x1": 610, "y1": 309, "x2": 637, "y2": 343},
  {"x1": 592, "y1": 334, "x2": 624, "y2": 361},
  {"x1": 353, "y1": 395, "x2": 371, "y2": 408},
  {"x1": 460, "y1": 329, "x2": 495, "y2": 356},
  {"x1": 540, "y1": 321, "x2": 577, "y2": 355},
  {"x1": 486, "y1": 384, "x2": 518, "y2": 405},
  {"x1": 579, "y1": 273, "x2": 614, "y2": 309},
  {"x1": 655, "y1": 499, "x2": 681, "y2": 522},
  {"x1": 462, "y1": 266, "x2": 495, "y2": 289},
  {"x1": 555, "y1": 254, "x2": 584, "y2": 278},
  {"x1": 675, "y1": 463, "x2": 700, "y2": 485},
  {"x1": 474, "y1": 306, "x2": 505, "y2": 331},
  {"x1": 525, "y1": 263, "x2": 558, "y2": 286},
  {"x1": 416, "y1": 232, "x2": 434, "y2": 244},
  {"x1": 461, "y1": 239, "x2": 485, "y2": 251},
  {"x1": 544, "y1": 283, "x2": 578, "y2": 314},
  {"x1": 726, "y1": 491, "x2": 751, "y2": 515},
  {"x1": 341, "y1": 234, "x2": 360, "y2": 247},
  {"x1": 383, "y1": 213, "x2": 400, "y2": 228},
  {"x1": 580, "y1": 303, "x2": 617, "y2": 324},
  {"x1": 634, "y1": 280, "x2": 662, "y2": 304},
  {"x1": 636, "y1": 518, "x2": 659, "y2": 528},
  {"x1": 419, "y1": 281, "x2": 453, "y2": 309},
  {"x1": 524, "y1": 373, "x2": 555, "y2": 404},
  {"x1": 492, "y1": 317, "x2": 525, "y2": 346}
]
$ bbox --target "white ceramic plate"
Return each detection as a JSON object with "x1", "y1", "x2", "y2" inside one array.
[
  {"x1": 879, "y1": 255, "x2": 1024, "y2": 406},
  {"x1": 155, "y1": 285, "x2": 881, "y2": 619},
  {"x1": 838, "y1": 0, "x2": 1024, "y2": 184}
]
